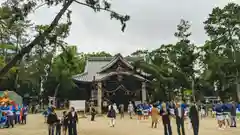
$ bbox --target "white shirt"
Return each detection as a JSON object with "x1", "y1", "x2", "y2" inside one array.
[
  {"x1": 72, "y1": 112, "x2": 75, "y2": 117},
  {"x1": 178, "y1": 107, "x2": 182, "y2": 118},
  {"x1": 113, "y1": 104, "x2": 118, "y2": 113},
  {"x1": 128, "y1": 103, "x2": 134, "y2": 112},
  {"x1": 8, "y1": 110, "x2": 14, "y2": 116}
]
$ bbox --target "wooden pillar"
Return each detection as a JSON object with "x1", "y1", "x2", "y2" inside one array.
[
  {"x1": 97, "y1": 82, "x2": 102, "y2": 114},
  {"x1": 141, "y1": 81, "x2": 146, "y2": 103}
]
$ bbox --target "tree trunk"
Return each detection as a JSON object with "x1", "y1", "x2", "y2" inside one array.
[
  {"x1": 54, "y1": 83, "x2": 60, "y2": 98},
  {"x1": 236, "y1": 74, "x2": 240, "y2": 102},
  {"x1": 191, "y1": 79, "x2": 195, "y2": 102},
  {"x1": 0, "y1": 0, "x2": 74, "y2": 77},
  {"x1": 219, "y1": 85, "x2": 225, "y2": 101}
]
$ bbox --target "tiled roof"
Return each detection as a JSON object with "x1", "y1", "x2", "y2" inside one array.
[
  {"x1": 99, "y1": 54, "x2": 133, "y2": 73},
  {"x1": 73, "y1": 54, "x2": 144, "y2": 82},
  {"x1": 98, "y1": 71, "x2": 146, "y2": 81}
]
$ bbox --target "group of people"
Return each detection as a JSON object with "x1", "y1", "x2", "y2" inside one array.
[
  {"x1": 150, "y1": 101, "x2": 198, "y2": 135},
  {"x1": 0, "y1": 103, "x2": 28, "y2": 129},
  {"x1": 104, "y1": 100, "x2": 240, "y2": 135},
  {"x1": 42, "y1": 99, "x2": 240, "y2": 135},
  {"x1": 150, "y1": 101, "x2": 240, "y2": 135},
  {"x1": 212, "y1": 101, "x2": 239, "y2": 129},
  {"x1": 45, "y1": 106, "x2": 78, "y2": 135}
]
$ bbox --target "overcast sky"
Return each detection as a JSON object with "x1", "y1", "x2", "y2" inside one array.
[{"x1": 27, "y1": 0, "x2": 240, "y2": 56}]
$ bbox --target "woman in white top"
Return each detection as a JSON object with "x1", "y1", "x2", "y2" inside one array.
[{"x1": 128, "y1": 102, "x2": 134, "y2": 119}]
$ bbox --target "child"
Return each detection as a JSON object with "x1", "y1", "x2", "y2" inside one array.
[
  {"x1": 61, "y1": 111, "x2": 68, "y2": 135},
  {"x1": 15, "y1": 106, "x2": 21, "y2": 124},
  {"x1": 200, "y1": 105, "x2": 206, "y2": 119},
  {"x1": 91, "y1": 107, "x2": 96, "y2": 121},
  {"x1": 0, "y1": 113, "x2": 7, "y2": 128},
  {"x1": 22, "y1": 106, "x2": 28, "y2": 124},
  {"x1": 107, "y1": 105, "x2": 116, "y2": 127},
  {"x1": 136, "y1": 104, "x2": 143, "y2": 121},
  {"x1": 55, "y1": 119, "x2": 61, "y2": 135},
  {"x1": 119, "y1": 104, "x2": 124, "y2": 119}
]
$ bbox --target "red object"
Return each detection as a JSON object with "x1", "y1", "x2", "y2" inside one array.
[
  {"x1": 20, "y1": 108, "x2": 23, "y2": 121},
  {"x1": 15, "y1": 104, "x2": 18, "y2": 110}
]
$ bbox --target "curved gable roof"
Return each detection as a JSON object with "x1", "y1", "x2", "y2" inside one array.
[
  {"x1": 99, "y1": 53, "x2": 133, "y2": 73},
  {"x1": 72, "y1": 54, "x2": 145, "y2": 82}
]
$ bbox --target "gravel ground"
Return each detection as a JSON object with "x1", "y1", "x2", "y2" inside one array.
[{"x1": 0, "y1": 114, "x2": 240, "y2": 135}]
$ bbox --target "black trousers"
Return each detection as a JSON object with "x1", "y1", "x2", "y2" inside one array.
[
  {"x1": 68, "y1": 122, "x2": 77, "y2": 135},
  {"x1": 91, "y1": 114, "x2": 95, "y2": 121},
  {"x1": 120, "y1": 112, "x2": 124, "y2": 119},
  {"x1": 6, "y1": 116, "x2": 14, "y2": 128},
  {"x1": 191, "y1": 120, "x2": 199, "y2": 135},
  {"x1": 56, "y1": 128, "x2": 61, "y2": 135},
  {"x1": 22, "y1": 115, "x2": 27, "y2": 124},
  {"x1": 163, "y1": 123, "x2": 172, "y2": 135},
  {"x1": 176, "y1": 118, "x2": 185, "y2": 135}
]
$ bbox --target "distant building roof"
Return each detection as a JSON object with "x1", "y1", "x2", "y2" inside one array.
[{"x1": 73, "y1": 53, "x2": 144, "y2": 82}]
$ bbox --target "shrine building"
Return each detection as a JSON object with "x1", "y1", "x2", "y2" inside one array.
[{"x1": 73, "y1": 53, "x2": 148, "y2": 113}]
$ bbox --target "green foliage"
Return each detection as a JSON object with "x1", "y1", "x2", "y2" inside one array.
[
  {"x1": 1, "y1": 1, "x2": 240, "y2": 102},
  {"x1": 202, "y1": 3, "x2": 240, "y2": 100}
]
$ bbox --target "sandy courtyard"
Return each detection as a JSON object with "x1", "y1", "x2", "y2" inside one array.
[{"x1": 0, "y1": 114, "x2": 240, "y2": 135}]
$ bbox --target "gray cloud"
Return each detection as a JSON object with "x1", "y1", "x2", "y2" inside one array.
[{"x1": 28, "y1": 0, "x2": 240, "y2": 55}]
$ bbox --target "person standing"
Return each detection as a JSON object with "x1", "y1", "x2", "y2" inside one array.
[
  {"x1": 174, "y1": 102, "x2": 185, "y2": 135},
  {"x1": 6, "y1": 106, "x2": 14, "y2": 128},
  {"x1": 189, "y1": 103, "x2": 199, "y2": 135},
  {"x1": 15, "y1": 105, "x2": 22, "y2": 124},
  {"x1": 90, "y1": 107, "x2": 96, "y2": 121},
  {"x1": 222, "y1": 102, "x2": 231, "y2": 128},
  {"x1": 61, "y1": 111, "x2": 68, "y2": 135},
  {"x1": 160, "y1": 103, "x2": 172, "y2": 135},
  {"x1": 128, "y1": 101, "x2": 134, "y2": 119},
  {"x1": 200, "y1": 104, "x2": 206, "y2": 119},
  {"x1": 47, "y1": 107, "x2": 58, "y2": 135},
  {"x1": 151, "y1": 104, "x2": 159, "y2": 128},
  {"x1": 216, "y1": 102, "x2": 224, "y2": 130},
  {"x1": 22, "y1": 105, "x2": 28, "y2": 124},
  {"x1": 112, "y1": 103, "x2": 119, "y2": 114},
  {"x1": 230, "y1": 102, "x2": 237, "y2": 127},
  {"x1": 55, "y1": 119, "x2": 62, "y2": 135},
  {"x1": 119, "y1": 104, "x2": 124, "y2": 119},
  {"x1": 67, "y1": 107, "x2": 78, "y2": 135},
  {"x1": 136, "y1": 103, "x2": 143, "y2": 120},
  {"x1": 107, "y1": 105, "x2": 116, "y2": 127}
]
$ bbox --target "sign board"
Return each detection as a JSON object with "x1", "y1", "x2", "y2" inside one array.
[
  {"x1": 134, "y1": 101, "x2": 141, "y2": 106},
  {"x1": 48, "y1": 96, "x2": 56, "y2": 107},
  {"x1": 69, "y1": 100, "x2": 86, "y2": 111}
]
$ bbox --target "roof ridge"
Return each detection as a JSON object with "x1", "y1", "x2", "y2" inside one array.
[
  {"x1": 87, "y1": 57, "x2": 113, "y2": 61},
  {"x1": 87, "y1": 56, "x2": 143, "y2": 61}
]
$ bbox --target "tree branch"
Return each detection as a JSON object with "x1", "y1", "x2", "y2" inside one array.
[
  {"x1": 74, "y1": 0, "x2": 130, "y2": 32},
  {"x1": 33, "y1": 3, "x2": 47, "y2": 12},
  {"x1": 74, "y1": 0, "x2": 114, "y2": 13},
  {"x1": 0, "y1": 0, "x2": 74, "y2": 77}
]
